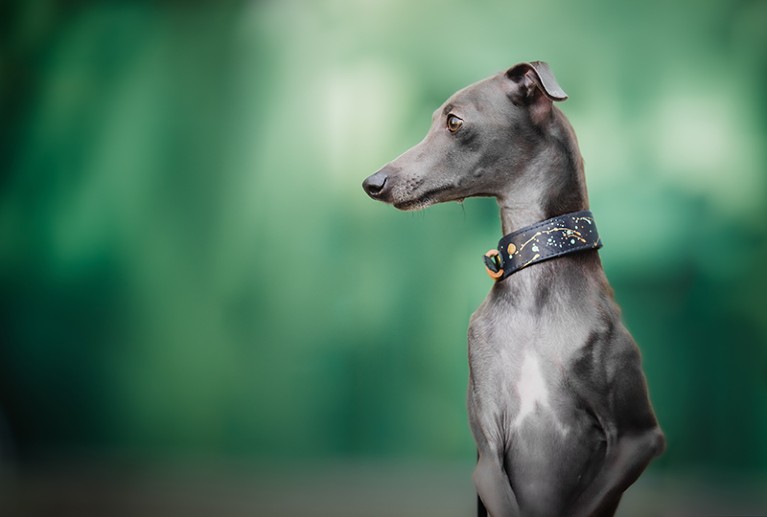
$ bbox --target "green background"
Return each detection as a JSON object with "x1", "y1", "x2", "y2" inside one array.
[{"x1": 1, "y1": 0, "x2": 766, "y2": 515}]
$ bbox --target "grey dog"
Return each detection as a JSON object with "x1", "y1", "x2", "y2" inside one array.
[{"x1": 362, "y1": 61, "x2": 664, "y2": 516}]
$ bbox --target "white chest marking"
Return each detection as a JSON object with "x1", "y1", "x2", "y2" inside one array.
[
  {"x1": 513, "y1": 352, "x2": 550, "y2": 426},
  {"x1": 512, "y1": 351, "x2": 569, "y2": 436}
]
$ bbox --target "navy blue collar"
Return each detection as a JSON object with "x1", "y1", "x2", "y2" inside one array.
[{"x1": 483, "y1": 210, "x2": 603, "y2": 281}]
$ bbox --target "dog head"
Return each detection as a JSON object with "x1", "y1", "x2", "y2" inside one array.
[{"x1": 362, "y1": 61, "x2": 568, "y2": 210}]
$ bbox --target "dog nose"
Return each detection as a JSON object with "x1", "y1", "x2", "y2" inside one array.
[{"x1": 362, "y1": 170, "x2": 388, "y2": 198}]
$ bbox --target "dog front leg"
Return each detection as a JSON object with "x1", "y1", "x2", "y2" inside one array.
[
  {"x1": 473, "y1": 450, "x2": 520, "y2": 517},
  {"x1": 571, "y1": 426, "x2": 665, "y2": 517}
]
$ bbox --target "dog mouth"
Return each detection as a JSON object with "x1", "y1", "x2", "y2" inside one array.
[{"x1": 392, "y1": 184, "x2": 459, "y2": 211}]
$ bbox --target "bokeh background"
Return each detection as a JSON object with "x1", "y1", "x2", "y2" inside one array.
[{"x1": 1, "y1": 1, "x2": 766, "y2": 515}]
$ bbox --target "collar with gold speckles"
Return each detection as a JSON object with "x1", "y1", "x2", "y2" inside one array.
[{"x1": 483, "y1": 210, "x2": 603, "y2": 281}]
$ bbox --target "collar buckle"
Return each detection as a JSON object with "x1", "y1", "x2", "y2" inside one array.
[{"x1": 483, "y1": 249, "x2": 504, "y2": 280}]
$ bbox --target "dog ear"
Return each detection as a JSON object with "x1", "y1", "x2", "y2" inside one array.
[{"x1": 506, "y1": 61, "x2": 568, "y2": 105}]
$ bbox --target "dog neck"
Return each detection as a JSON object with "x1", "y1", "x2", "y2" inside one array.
[
  {"x1": 497, "y1": 169, "x2": 588, "y2": 236},
  {"x1": 491, "y1": 113, "x2": 601, "y2": 294},
  {"x1": 497, "y1": 109, "x2": 589, "y2": 235}
]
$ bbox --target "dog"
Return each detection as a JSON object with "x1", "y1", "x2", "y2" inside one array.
[{"x1": 362, "y1": 61, "x2": 664, "y2": 516}]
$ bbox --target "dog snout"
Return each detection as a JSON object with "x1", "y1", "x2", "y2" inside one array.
[{"x1": 362, "y1": 169, "x2": 389, "y2": 199}]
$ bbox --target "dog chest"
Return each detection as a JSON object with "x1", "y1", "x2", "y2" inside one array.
[{"x1": 467, "y1": 308, "x2": 596, "y2": 443}]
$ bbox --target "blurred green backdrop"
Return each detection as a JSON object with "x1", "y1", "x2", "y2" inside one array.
[{"x1": 1, "y1": 0, "x2": 766, "y2": 514}]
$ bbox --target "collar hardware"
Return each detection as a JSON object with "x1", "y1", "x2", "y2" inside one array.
[{"x1": 483, "y1": 249, "x2": 504, "y2": 280}]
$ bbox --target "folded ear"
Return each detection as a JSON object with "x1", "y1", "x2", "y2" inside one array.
[{"x1": 506, "y1": 61, "x2": 568, "y2": 105}]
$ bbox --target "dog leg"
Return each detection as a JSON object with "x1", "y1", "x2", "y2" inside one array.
[
  {"x1": 570, "y1": 427, "x2": 664, "y2": 516},
  {"x1": 477, "y1": 493, "x2": 488, "y2": 517},
  {"x1": 473, "y1": 450, "x2": 520, "y2": 517}
]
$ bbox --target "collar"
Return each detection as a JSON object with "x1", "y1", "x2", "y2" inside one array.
[{"x1": 483, "y1": 210, "x2": 602, "y2": 281}]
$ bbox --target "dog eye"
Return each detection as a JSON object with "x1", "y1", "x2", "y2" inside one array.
[{"x1": 447, "y1": 114, "x2": 463, "y2": 133}]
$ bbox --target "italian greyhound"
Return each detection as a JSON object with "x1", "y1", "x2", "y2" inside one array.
[{"x1": 362, "y1": 61, "x2": 665, "y2": 516}]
